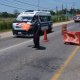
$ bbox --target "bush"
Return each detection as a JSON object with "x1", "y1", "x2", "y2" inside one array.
[
  {"x1": 0, "y1": 18, "x2": 14, "y2": 32},
  {"x1": 51, "y1": 16, "x2": 58, "y2": 22},
  {"x1": 51, "y1": 15, "x2": 68, "y2": 22},
  {"x1": 0, "y1": 21, "x2": 12, "y2": 31}
]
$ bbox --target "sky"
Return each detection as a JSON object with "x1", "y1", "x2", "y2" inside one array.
[{"x1": 0, "y1": 0, "x2": 80, "y2": 13}]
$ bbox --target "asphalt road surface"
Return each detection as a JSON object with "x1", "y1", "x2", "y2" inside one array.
[{"x1": 0, "y1": 22, "x2": 80, "y2": 80}]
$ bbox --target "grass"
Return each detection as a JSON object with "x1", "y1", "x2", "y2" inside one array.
[
  {"x1": 0, "y1": 18, "x2": 15, "y2": 32},
  {"x1": 51, "y1": 15, "x2": 69, "y2": 22},
  {"x1": 0, "y1": 18, "x2": 15, "y2": 22},
  {"x1": 0, "y1": 29, "x2": 11, "y2": 33},
  {"x1": 0, "y1": 16, "x2": 69, "y2": 33}
]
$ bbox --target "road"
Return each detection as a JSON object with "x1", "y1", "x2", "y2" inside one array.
[{"x1": 0, "y1": 22, "x2": 80, "y2": 80}]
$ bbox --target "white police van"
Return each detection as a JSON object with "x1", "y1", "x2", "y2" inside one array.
[{"x1": 12, "y1": 10, "x2": 52, "y2": 37}]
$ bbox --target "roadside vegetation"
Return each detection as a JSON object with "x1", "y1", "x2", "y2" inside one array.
[
  {"x1": 0, "y1": 18, "x2": 15, "y2": 32},
  {"x1": 0, "y1": 8, "x2": 80, "y2": 32},
  {"x1": 51, "y1": 15, "x2": 69, "y2": 22},
  {"x1": 0, "y1": 11, "x2": 18, "y2": 32}
]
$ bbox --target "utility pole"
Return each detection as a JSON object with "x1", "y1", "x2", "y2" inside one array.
[
  {"x1": 56, "y1": 6, "x2": 58, "y2": 21},
  {"x1": 38, "y1": 0, "x2": 40, "y2": 10},
  {"x1": 72, "y1": 2, "x2": 76, "y2": 16},
  {"x1": 62, "y1": 4, "x2": 63, "y2": 15},
  {"x1": 66, "y1": 4, "x2": 68, "y2": 20},
  {"x1": 62, "y1": 4, "x2": 63, "y2": 10}
]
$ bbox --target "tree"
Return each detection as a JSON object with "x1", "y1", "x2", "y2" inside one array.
[
  {"x1": 1, "y1": 12, "x2": 9, "y2": 18},
  {"x1": 62, "y1": 8, "x2": 67, "y2": 14},
  {"x1": 50, "y1": 10, "x2": 55, "y2": 15},
  {"x1": 13, "y1": 9, "x2": 20, "y2": 17},
  {"x1": 69, "y1": 8, "x2": 76, "y2": 15},
  {"x1": 76, "y1": 9, "x2": 80, "y2": 14}
]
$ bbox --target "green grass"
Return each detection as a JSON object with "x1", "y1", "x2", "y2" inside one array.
[
  {"x1": 51, "y1": 15, "x2": 69, "y2": 22},
  {"x1": 0, "y1": 16, "x2": 69, "y2": 32},
  {"x1": 0, "y1": 18, "x2": 15, "y2": 22},
  {"x1": 0, "y1": 18, "x2": 15, "y2": 32},
  {"x1": 0, "y1": 29, "x2": 11, "y2": 33}
]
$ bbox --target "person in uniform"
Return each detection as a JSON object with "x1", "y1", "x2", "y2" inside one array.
[{"x1": 32, "y1": 16, "x2": 41, "y2": 49}]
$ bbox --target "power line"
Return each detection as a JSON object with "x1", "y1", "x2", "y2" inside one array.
[
  {"x1": 13, "y1": 0, "x2": 49, "y2": 10},
  {"x1": 0, "y1": 2, "x2": 27, "y2": 10},
  {"x1": 14, "y1": 0, "x2": 38, "y2": 7},
  {"x1": 5, "y1": 0, "x2": 34, "y2": 7},
  {"x1": 5, "y1": 0, "x2": 23, "y2": 6},
  {"x1": 4, "y1": 0, "x2": 49, "y2": 10},
  {"x1": 3, "y1": 0, "x2": 20, "y2": 6},
  {"x1": 0, "y1": 0, "x2": 57, "y2": 11}
]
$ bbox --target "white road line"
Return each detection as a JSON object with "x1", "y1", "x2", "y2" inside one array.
[
  {"x1": 0, "y1": 39, "x2": 32, "y2": 53},
  {"x1": 0, "y1": 28, "x2": 59, "y2": 53}
]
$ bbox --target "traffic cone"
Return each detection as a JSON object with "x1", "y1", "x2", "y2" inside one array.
[
  {"x1": 43, "y1": 29, "x2": 48, "y2": 42},
  {"x1": 62, "y1": 24, "x2": 67, "y2": 35}
]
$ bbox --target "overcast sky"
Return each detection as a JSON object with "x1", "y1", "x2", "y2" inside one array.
[{"x1": 0, "y1": 0, "x2": 80, "y2": 13}]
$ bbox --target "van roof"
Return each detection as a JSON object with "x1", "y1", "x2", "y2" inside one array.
[{"x1": 18, "y1": 10, "x2": 51, "y2": 17}]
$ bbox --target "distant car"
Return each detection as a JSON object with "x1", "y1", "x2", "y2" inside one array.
[{"x1": 73, "y1": 14, "x2": 80, "y2": 22}]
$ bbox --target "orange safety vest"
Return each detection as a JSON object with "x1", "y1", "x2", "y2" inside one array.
[{"x1": 21, "y1": 23, "x2": 31, "y2": 31}]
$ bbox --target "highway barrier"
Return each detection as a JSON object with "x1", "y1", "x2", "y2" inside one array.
[{"x1": 62, "y1": 25, "x2": 80, "y2": 45}]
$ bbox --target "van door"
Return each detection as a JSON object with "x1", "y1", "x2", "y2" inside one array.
[{"x1": 39, "y1": 16, "x2": 52, "y2": 31}]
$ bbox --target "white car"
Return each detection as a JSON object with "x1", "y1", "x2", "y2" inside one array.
[{"x1": 73, "y1": 15, "x2": 80, "y2": 22}]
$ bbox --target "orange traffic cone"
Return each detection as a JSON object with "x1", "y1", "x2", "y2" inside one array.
[
  {"x1": 43, "y1": 29, "x2": 48, "y2": 42},
  {"x1": 62, "y1": 24, "x2": 67, "y2": 35}
]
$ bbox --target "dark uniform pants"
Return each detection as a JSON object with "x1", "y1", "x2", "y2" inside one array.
[{"x1": 33, "y1": 34, "x2": 40, "y2": 47}]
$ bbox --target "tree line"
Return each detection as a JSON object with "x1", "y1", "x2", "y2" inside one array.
[
  {"x1": 50, "y1": 8, "x2": 80, "y2": 16},
  {"x1": 0, "y1": 9, "x2": 80, "y2": 18},
  {"x1": 0, "y1": 10, "x2": 19, "y2": 18},
  {"x1": 0, "y1": 8, "x2": 80, "y2": 32}
]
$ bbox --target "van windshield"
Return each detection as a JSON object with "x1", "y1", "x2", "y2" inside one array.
[
  {"x1": 22, "y1": 16, "x2": 32, "y2": 21},
  {"x1": 16, "y1": 16, "x2": 33, "y2": 22}
]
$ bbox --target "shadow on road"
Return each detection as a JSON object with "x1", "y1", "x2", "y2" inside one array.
[
  {"x1": 64, "y1": 42, "x2": 80, "y2": 46},
  {"x1": 28, "y1": 45, "x2": 46, "y2": 50}
]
